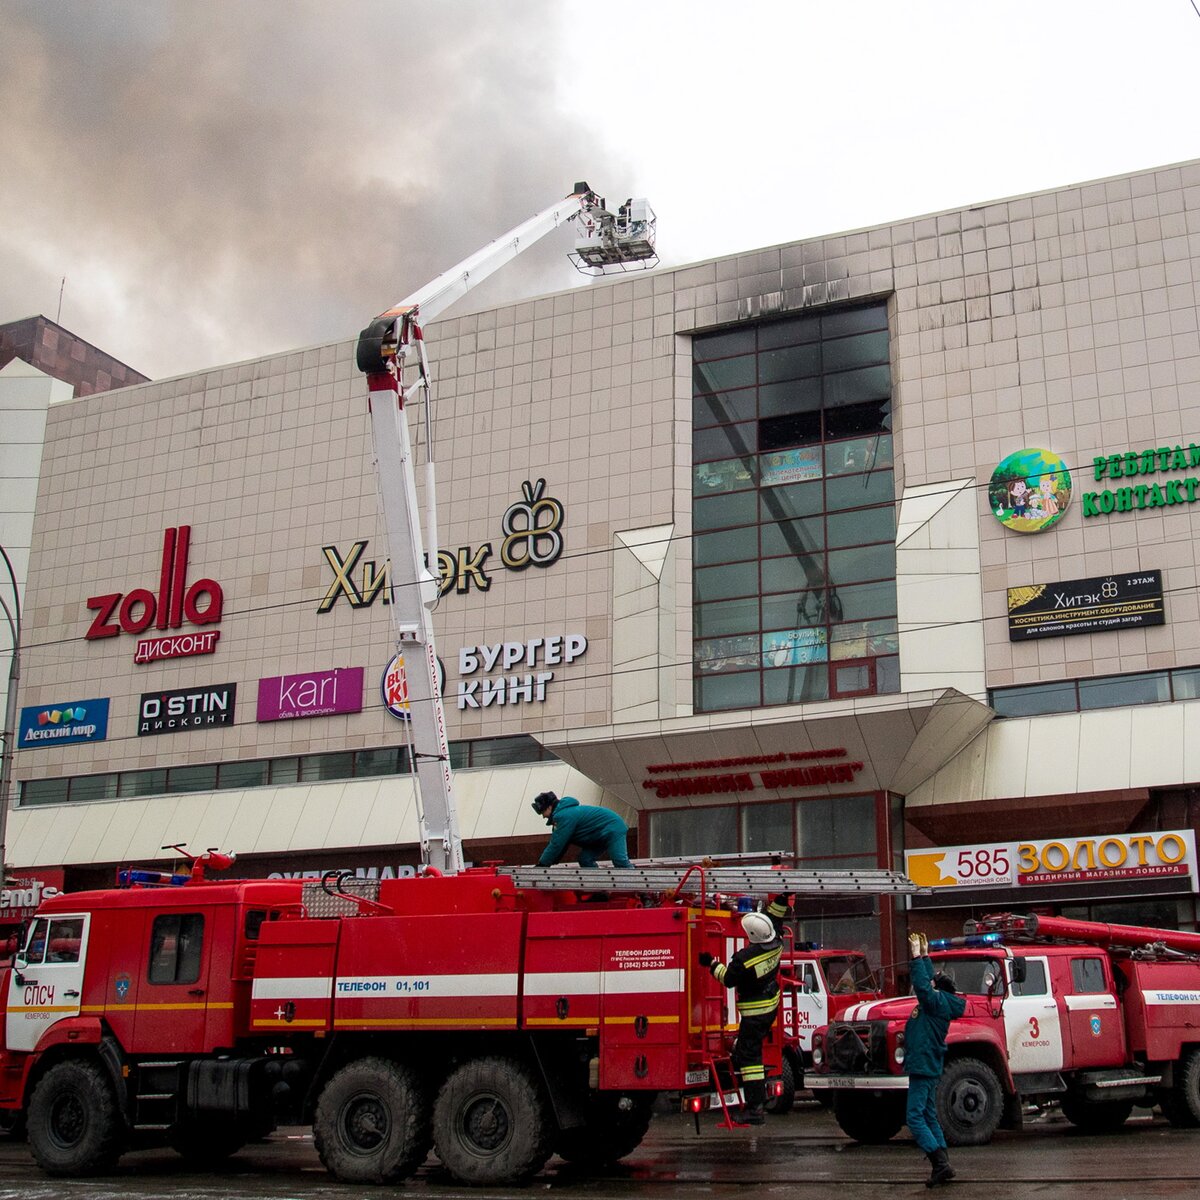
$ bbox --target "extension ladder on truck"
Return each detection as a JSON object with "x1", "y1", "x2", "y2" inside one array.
[{"x1": 511, "y1": 857, "x2": 924, "y2": 1129}]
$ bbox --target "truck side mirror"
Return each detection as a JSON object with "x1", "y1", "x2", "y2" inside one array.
[{"x1": 1009, "y1": 957, "x2": 1027, "y2": 986}]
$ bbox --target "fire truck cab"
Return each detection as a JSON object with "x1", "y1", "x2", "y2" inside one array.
[
  {"x1": 771, "y1": 947, "x2": 881, "y2": 1113},
  {"x1": 811, "y1": 913, "x2": 1200, "y2": 1145}
]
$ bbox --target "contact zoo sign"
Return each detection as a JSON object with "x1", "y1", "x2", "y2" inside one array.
[{"x1": 318, "y1": 479, "x2": 565, "y2": 611}]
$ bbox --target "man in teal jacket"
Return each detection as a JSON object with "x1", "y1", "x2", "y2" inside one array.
[
  {"x1": 905, "y1": 932, "x2": 966, "y2": 1187},
  {"x1": 532, "y1": 792, "x2": 631, "y2": 867}
]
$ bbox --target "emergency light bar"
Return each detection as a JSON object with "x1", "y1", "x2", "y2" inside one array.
[
  {"x1": 928, "y1": 932, "x2": 1005, "y2": 951},
  {"x1": 117, "y1": 868, "x2": 190, "y2": 888}
]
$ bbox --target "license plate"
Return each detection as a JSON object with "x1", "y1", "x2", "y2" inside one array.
[{"x1": 685, "y1": 1069, "x2": 709, "y2": 1086}]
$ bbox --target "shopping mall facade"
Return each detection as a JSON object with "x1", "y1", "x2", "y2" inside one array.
[{"x1": 7, "y1": 158, "x2": 1200, "y2": 972}]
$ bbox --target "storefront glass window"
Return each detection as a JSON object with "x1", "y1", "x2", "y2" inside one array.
[
  {"x1": 762, "y1": 663, "x2": 829, "y2": 704},
  {"x1": 989, "y1": 680, "x2": 1079, "y2": 717},
  {"x1": 694, "y1": 390, "x2": 757, "y2": 429},
  {"x1": 1171, "y1": 668, "x2": 1200, "y2": 700},
  {"x1": 18, "y1": 736, "x2": 554, "y2": 807},
  {"x1": 695, "y1": 669, "x2": 761, "y2": 712},
  {"x1": 692, "y1": 302, "x2": 897, "y2": 713},
  {"x1": 269, "y1": 758, "x2": 301, "y2": 784},
  {"x1": 67, "y1": 774, "x2": 118, "y2": 803},
  {"x1": 218, "y1": 760, "x2": 268, "y2": 788},
  {"x1": 167, "y1": 765, "x2": 218, "y2": 793},
  {"x1": 694, "y1": 455, "x2": 758, "y2": 495},
  {"x1": 649, "y1": 807, "x2": 737, "y2": 858},
  {"x1": 798, "y1": 794, "x2": 876, "y2": 859},
  {"x1": 300, "y1": 752, "x2": 353, "y2": 782},
  {"x1": 741, "y1": 802, "x2": 794, "y2": 853},
  {"x1": 354, "y1": 747, "x2": 403, "y2": 777},
  {"x1": 20, "y1": 778, "x2": 69, "y2": 805},
  {"x1": 118, "y1": 769, "x2": 168, "y2": 797},
  {"x1": 1077, "y1": 671, "x2": 1170, "y2": 710}
]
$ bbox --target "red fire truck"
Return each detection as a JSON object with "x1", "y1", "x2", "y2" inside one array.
[
  {"x1": 0, "y1": 855, "x2": 917, "y2": 1181},
  {"x1": 770, "y1": 947, "x2": 882, "y2": 1113},
  {"x1": 809, "y1": 912, "x2": 1200, "y2": 1145}
]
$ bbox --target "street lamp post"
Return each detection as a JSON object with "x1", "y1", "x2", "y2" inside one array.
[{"x1": 0, "y1": 543, "x2": 21, "y2": 884}]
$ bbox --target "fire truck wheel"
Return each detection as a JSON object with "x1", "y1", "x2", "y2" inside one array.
[
  {"x1": 1059, "y1": 1093, "x2": 1133, "y2": 1132},
  {"x1": 936, "y1": 1057, "x2": 1003, "y2": 1146},
  {"x1": 831, "y1": 1091, "x2": 905, "y2": 1143},
  {"x1": 26, "y1": 1059, "x2": 124, "y2": 1176},
  {"x1": 554, "y1": 1092, "x2": 655, "y2": 1165},
  {"x1": 433, "y1": 1056, "x2": 553, "y2": 1185},
  {"x1": 765, "y1": 1055, "x2": 796, "y2": 1116},
  {"x1": 1162, "y1": 1047, "x2": 1200, "y2": 1127},
  {"x1": 313, "y1": 1057, "x2": 431, "y2": 1184}
]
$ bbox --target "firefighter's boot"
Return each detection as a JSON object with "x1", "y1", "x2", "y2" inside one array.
[
  {"x1": 741, "y1": 1080, "x2": 766, "y2": 1125},
  {"x1": 925, "y1": 1147, "x2": 955, "y2": 1187}
]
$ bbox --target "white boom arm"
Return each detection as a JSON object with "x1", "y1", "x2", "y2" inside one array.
[
  {"x1": 374, "y1": 184, "x2": 597, "y2": 327},
  {"x1": 355, "y1": 183, "x2": 654, "y2": 873}
]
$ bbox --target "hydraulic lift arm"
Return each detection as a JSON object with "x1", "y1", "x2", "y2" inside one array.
[{"x1": 355, "y1": 183, "x2": 656, "y2": 873}]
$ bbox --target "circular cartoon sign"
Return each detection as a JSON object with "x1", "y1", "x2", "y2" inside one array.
[
  {"x1": 988, "y1": 448, "x2": 1072, "y2": 533},
  {"x1": 381, "y1": 651, "x2": 446, "y2": 721}
]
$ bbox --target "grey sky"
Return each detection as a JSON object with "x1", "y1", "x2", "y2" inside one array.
[{"x1": 2, "y1": 1, "x2": 1198, "y2": 380}]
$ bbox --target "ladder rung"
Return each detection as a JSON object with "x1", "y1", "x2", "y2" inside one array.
[{"x1": 507, "y1": 865, "x2": 922, "y2": 895}]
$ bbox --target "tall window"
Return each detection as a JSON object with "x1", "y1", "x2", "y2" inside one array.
[{"x1": 692, "y1": 302, "x2": 898, "y2": 712}]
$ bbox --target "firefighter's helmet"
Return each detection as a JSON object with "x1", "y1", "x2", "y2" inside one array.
[{"x1": 741, "y1": 911, "x2": 774, "y2": 944}]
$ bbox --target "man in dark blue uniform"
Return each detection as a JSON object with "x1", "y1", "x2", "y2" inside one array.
[
  {"x1": 532, "y1": 791, "x2": 631, "y2": 867},
  {"x1": 905, "y1": 932, "x2": 966, "y2": 1187}
]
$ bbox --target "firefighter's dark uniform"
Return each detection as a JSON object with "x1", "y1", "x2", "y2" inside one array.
[{"x1": 700, "y1": 894, "x2": 790, "y2": 1121}]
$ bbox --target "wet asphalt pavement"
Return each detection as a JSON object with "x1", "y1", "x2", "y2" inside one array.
[{"x1": 0, "y1": 1102, "x2": 1195, "y2": 1199}]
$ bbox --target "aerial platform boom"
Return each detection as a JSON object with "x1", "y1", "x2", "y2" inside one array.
[{"x1": 355, "y1": 184, "x2": 656, "y2": 872}]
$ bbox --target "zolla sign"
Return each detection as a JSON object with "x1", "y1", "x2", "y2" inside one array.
[{"x1": 1084, "y1": 443, "x2": 1200, "y2": 517}]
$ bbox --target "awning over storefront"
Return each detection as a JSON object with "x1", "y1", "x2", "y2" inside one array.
[{"x1": 540, "y1": 687, "x2": 994, "y2": 810}]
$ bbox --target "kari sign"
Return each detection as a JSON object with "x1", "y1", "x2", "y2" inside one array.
[
  {"x1": 18, "y1": 699, "x2": 109, "y2": 748},
  {"x1": 906, "y1": 829, "x2": 1198, "y2": 892},
  {"x1": 257, "y1": 667, "x2": 364, "y2": 722}
]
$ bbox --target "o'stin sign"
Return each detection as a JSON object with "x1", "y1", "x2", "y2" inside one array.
[{"x1": 989, "y1": 448, "x2": 1072, "y2": 534}]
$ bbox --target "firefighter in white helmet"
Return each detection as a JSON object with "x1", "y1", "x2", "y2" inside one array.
[{"x1": 697, "y1": 894, "x2": 792, "y2": 1124}]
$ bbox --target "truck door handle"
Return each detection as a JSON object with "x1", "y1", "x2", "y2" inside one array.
[
  {"x1": 63, "y1": 989, "x2": 80, "y2": 998},
  {"x1": 188, "y1": 988, "x2": 205, "y2": 997}
]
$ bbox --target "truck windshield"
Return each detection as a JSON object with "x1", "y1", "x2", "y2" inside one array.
[
  {"x1": 928, "y1": 957, "x2": 1003, "y2": 995},
  {"x1": 821, "y1": 955, "x2": 876, "y2": 994}
]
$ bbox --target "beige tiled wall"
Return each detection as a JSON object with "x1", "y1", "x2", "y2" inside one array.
[{"x1": 17, "y1": 159, "x2": 1200, "y2": 794}]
